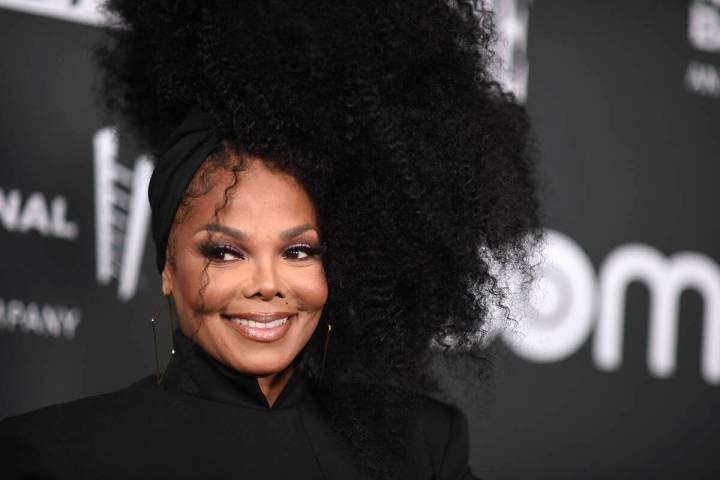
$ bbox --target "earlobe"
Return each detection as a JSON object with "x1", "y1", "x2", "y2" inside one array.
[{"x1": 161, "y1": 266, "x2": 173, "y2": 297}]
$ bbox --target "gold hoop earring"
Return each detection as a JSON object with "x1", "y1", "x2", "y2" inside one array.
[
  {"x1": 165, "y1": 293, "x2": 176, "y2": 356},
  {"x1": 320, "y1": 320, "x2": 332, "y2": 382},
  {"x1": 150, "y1": 293, "x2": 172, "y2": 385}
]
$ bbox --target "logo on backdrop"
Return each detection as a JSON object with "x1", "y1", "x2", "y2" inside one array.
[
  {"x1": 0, "y1": 187, "x2": 78, "y2": 240},
  {"x1": 483, "y1": 0, "x2": 533, "y2": 102},
  {"x1": 0, "y1": 0, "x2": 105, "y2": 25},
  {"x1": 499, "y1": 229, "x2": 720, "y2": 385},
  {"x1": 93, "y1": 128, "x2": 153, "y2": 301},
  {"x1": 685, "y1": 0, "x2": 720, "y2": 97},
  {"x1": 0, "y1": 297, "x2": 82, "y2": 339}
]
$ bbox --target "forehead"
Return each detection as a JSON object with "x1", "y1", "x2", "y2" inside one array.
[{"x1": 184, "y1": 157, "x2": 319, "y2": 229}]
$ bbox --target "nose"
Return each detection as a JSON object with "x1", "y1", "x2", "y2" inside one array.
[{"x1": 242, "y1": 258, "x2": 284, "y2": 300}]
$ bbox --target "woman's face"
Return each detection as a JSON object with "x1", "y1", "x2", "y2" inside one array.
[{"x1": 161, "y1": 157, "x2": 328, "y2": 376}]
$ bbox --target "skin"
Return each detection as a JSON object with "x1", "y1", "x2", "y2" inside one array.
[{"x1": 161, "y1": 156, "x2": 328, "y2": 407}]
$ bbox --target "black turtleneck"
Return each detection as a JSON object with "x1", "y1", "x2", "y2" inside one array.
[
  {"x1": 162, "y1": 328, "x2": 307, "y2": 410},
  {"x1": 0, "y1": 329, "x2": 480, "y2": 480}
]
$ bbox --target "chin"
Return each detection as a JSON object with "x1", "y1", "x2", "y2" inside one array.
[{"x1": 219, "y1": 332, "x2": 300, "y2": 375}]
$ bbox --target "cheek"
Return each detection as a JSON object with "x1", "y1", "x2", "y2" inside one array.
[
  {"x1": 173, "y1": 258, "x2": 237, "y2": 314},
  {"x1": 289, "y1": 266, "x2": 328, "y2": 312}
]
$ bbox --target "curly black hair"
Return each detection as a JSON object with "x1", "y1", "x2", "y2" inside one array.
[{"x1": 95, "y1": 0, "x2": 542, "y2": 478}]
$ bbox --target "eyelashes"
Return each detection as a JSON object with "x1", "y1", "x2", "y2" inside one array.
[
  {"x1": 198, "y1": 241, "x2": 327, "y2": 263},
  {"x1": 198, "y1": 242, "x2": 243, "y2": 262},
  {"x1": 284, "y1": 243, "x2": 327, "y2": 260}
]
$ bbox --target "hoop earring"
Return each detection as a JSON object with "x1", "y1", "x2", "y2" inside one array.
[
  {"x1": 150, "y1": 293, "x2": 173, "y2": 385},
  {"x1": 165, "y1": 294, "x2": 176, "y2": 355},
  {"x1": 320, "y1": 319, "x2": 332, "y2": 383}
]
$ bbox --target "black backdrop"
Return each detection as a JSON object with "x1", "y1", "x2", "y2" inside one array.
[{"x1": 1, "y1": 1, "x2": 719, "y2": 478}]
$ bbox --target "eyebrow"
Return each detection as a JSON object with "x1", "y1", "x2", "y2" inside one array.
[{"x1": 196, "y1": 223, "x2": 318, "y2": 240}]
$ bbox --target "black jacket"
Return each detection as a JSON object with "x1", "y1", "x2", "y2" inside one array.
[{"x1": 0, "y1": 330, "x2": 479, "y2": 479}]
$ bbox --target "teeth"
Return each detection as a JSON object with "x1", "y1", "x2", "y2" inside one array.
[{"x1": 230, "y1": 316, "x2": 289, "y2": 329}]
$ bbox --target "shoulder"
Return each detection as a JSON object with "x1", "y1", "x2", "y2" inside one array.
[
  {"x1": 0, "y1": 375, "x2": 158, "y2": 477},
  {"x1": 1, "y1": 374, "x2": 158, "y2": 430},
  {"x1": 409, "y1": 394, "x2": 478, "y2": 480}
]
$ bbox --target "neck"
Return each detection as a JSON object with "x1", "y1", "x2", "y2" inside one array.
[{"x1": 257, "y1": 364, "x2": 295, "y2": 408}]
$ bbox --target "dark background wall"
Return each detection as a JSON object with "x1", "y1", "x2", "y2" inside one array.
[{"x1": 1, "y1": 1, "x2": 718, "y2": 478}]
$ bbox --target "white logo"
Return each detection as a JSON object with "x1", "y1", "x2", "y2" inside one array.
[
  {"x1": 93, "y1": 128, "x2": 153, "y2": 301},
  {"x1": 689, "y1": 0, "x2": 720, "y2": 52},
  {"x1": 501, "y1": 230, "x2": 720, "y2": 385},
  {"x1": 0, "y1": 297, "x2": 82, "y2": 339},
  {"x1": 498, "y1": 230, "x2": 597, "y2": 363},
  {"x1": 685, "y1": 1, "x2": 720, "y2": 97},
  {"x1": 0, "y1": 187, "x2": 78, "y2": 239},
  {"x1": 685, "y1": 60, "x2": 720, "y2": 97},
  {"x1": 483, "y1": 0, "x2": 533, "y2": 102},
  {"x1": 0, "y1": 0, "x2": 106, "y2": 26}
]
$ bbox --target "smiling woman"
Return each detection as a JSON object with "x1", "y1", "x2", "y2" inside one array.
[
  {"x1": 0, "y1": 1, "x2": 541, "y2": 479},
  {"x1": 164, "y1": 156, "x2": 329, "y2": 404}
]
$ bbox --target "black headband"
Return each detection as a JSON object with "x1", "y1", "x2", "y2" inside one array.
[{"x1": 148, "y1": 112, "x2": 221, "y2": 273}]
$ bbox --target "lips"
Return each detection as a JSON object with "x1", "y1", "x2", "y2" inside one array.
[
  {"x1": 223, "y1": 312, "x2": 294, "y2": 322},
  {"x1": 221, "y1": 312, "x2": 295, "y2": 342}
]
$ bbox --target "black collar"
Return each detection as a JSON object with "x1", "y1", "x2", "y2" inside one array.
[{"x1": 160, "y1": 328, "x2": 308, "y2": 410}]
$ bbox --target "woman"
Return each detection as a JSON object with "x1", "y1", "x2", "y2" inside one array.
[{"x1": 0, "y1": 1, "x2": 541, "y2": 479}]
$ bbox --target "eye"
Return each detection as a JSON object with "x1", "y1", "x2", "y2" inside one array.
[
  {"x1": 198, "y1": 242, "x2": 245, "y2": 262},
  {"x1": 283, "y1": 243, "x2": 327, "y2": 261}
]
